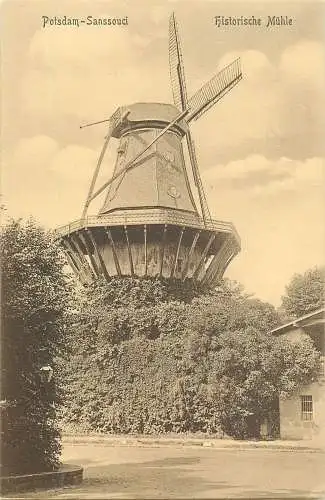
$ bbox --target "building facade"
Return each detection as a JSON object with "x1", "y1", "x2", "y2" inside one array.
[{"x1": 270, "y1": 308, "x2": 325, "y2": 440}]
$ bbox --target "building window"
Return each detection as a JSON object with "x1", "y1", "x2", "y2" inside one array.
[
  {"x1": 177, "y1": 258, "x2": 183, "y2": 273},
  {"x1": 301, "y1": 395, "x2": 313, "y2": 421}
]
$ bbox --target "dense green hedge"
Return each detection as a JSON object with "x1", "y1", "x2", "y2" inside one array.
[
  {"x1": 60, "y1": 277, "x2": 320, "y2": 438},
  {"x1": 1, "y1": 220, "x2": 70, "y2": 475}
]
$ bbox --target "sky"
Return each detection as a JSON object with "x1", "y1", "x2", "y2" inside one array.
[{"x1": 1, "y1": 0, "x2": 325, "y2": 305}]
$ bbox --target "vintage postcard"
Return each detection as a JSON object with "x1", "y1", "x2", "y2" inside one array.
[{"x1": 1, "y1": 0, "x2": 324, "y2": 498}]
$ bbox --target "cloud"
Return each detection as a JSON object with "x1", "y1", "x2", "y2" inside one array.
[
  {"x1": 193, "y1": 40, "x2": 324, "y2": 158},
  {"x1": 201, "y1": 155, "x2": 325, "y2": 305},
  {"x1": 217, "y1": 49, "x2": 274, "y2": 82},
  {"x1": 48, "y1": 145, "x2": 99, "y2": 182},
  {"x1": 280, "y1": 40, "x2": 325, "y2": 89},
  {"x1": 22, "y1": 23, "x2": 170, "y2": 122},
  {"x1": 18, "y1": 22, "x2": 325, "y2": 165},
  {"x1": 29, "y1": 24, "x2": 147, "y2": 69},
  {"x1": 10, "y1": 135, "x2": 59, "y2": 171},
  {"x1": 204, "y1": 154, "x2": 273, "y2": 181},
  {"x1": 3, "y1": 135, "x2": 117, "y2": 226},
  {"x1": 203, "y1": 155, "x2": 324, "y2": 194}
]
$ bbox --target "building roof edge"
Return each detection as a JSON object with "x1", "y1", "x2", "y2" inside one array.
[{"x1": 269, "y1": 307, "x2": 325, "y2": 336}]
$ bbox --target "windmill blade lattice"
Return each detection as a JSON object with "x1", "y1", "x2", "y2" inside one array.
[
  {"x1": 187, "y1": 57, "x2": 242, "y2": 122},
  {"x1": 185, "y1": 132, "x2": 211, "y2": 222},
  {"x1": 169, "y1": 13, "x2": 188, "y2": 110}
]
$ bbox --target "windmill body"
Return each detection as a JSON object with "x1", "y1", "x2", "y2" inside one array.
[
  {"x1": 55, "y1": 15, "x2": 242, "y2": 287},
  {"x1": 100, "y1": 103, "x2": 197, "y2": 215}
]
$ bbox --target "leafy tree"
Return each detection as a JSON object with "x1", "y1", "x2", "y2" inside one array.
[
  {"x1": 61, "y1": 277, "x2": 320, "y2": 439},
  {"x1": 205, "y1": 329, "x2": 319, "y2": 438},
  {"x1": 1, "y1": 219, "x2": 71, "y2": 475},
  {"x1": 281, "y1": 266, "x2": 325, "y2": 318}
]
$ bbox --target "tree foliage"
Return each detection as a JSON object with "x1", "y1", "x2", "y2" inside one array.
[
  {"x1": 281, "y1": 266, "x2": 325, "y2": 318},
  {"x1": 1, "y1": 219, "x2": 71, "y2": 475},
  {"x1": 61, "y1": 276, "x2": 320, "y2": 439}
]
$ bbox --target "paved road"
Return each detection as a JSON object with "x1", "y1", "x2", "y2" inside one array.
[{"x1": 12, "y1": 443, "x2": 325, "y2": 499}]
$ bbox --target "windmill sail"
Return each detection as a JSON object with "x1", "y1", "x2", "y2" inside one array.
[
  {"x1": 169, "y1": 12, "x2": 211, "y2": 224},
  {"x1": 187, "y1": 58, "x2": 242, "y2": 122},
  {"x1": 169, "y1": 13, "x2": 188, "y2": 111}
]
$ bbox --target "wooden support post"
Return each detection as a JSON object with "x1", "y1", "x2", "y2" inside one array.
[
  {"x1": 62, "y1": 237, "x2": 81, "y2": 268},
  {"x1": 82, "y1": 124, "x2": 112, "y2": 218},
  {"x1": 70, "y1": 232, "x2": 96, "y2": 279},
  {"x1": 202, "y1": 236, "x2": 231, "y2": 286},
  {"x1": 144, "y1": 224, "x2": 148, "y2": 276},
  {"x1": 124, "y1": 225, "x2": 134, "y2": 276},
  {"x1": 105, "y1": 228, "x2": 121, "y2": 276},
  {"x1": 78, "y1": 231, "x2": 100, "y2": 278},
  {"x1": 86, "y1": 229, "x2": 110, "y2": 281},
  {"x1": 159, "y1": 225, "x2": 168, "y2": 277},
  {"x1": 60, "y1": 244, "x2": 81, "y2": 280},
  {"x1": 181, "y1": 230, "x2": 200, "y2": 281},
  {"x1": 213, "y1": 253, "x2": 236, "y2": 284},
  {"x1": 192, "y1": 233, "x2": 216, "y2": 281},
  {"x1": 62, "y1": 234, "x2": 91, "y2": 283},
  {"x1": 207, "y1": 243, "x2": 237, "y2": 286},
  {"x1": 62, "y1": 237, "x2": 90, "y2": 285},
  {"x1": 201, "y1": 254, "x2": 219, "y2": 287},
  {"x1": 171, "y1": 227, "x2": 185, "y2": 278}
]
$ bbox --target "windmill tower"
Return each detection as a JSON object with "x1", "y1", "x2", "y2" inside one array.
[{"x1": 55, "y1": 14, "x2": 242, "y2": 287}]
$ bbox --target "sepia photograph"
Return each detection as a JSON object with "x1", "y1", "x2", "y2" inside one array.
[{"x1": 1, "y1": 0, "x2": 324, "y2": 498}]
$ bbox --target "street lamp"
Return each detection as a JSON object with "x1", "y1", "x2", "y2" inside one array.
[{"x1": 39, "y1": 366, "x2": 53, "y2": 383}]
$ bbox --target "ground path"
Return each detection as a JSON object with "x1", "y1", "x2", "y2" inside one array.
[{"x1": 6, "y1": 440, "x2": 325, "y2": 499}]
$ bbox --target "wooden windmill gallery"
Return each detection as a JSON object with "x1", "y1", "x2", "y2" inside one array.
[{"x1": 55, "y1": 14, "x2": 243, "y2": 287}]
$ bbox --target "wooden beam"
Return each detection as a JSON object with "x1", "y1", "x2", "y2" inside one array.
[
  {"x1": 82, "y1": 124, "x2": 112, "y2": 218},
  {"x1": 105, "y1": 228, "x2": 121, "y2": 276},
  {"x1": 62, "y1": 234, "x2": 91, "y2": 283},
  {"x1": 78, "y1": 231, "x2": 100, "y2": 278},
  {"x1": 201, "y1": 235, "x2": 228, "y2": 286},
  {"x1": 159, "y1": 225, "x2": 168, "y2": 277},
  {"x1": 144, "y1": 224, "x2": 148, "y2": 276},
  {"x1": 61, "y1": 238, "x2": 78, "y2": 269},
  {"x1": 124, "y1": 225, "x2": 134, "y2": 276},
  {"x1": 208, "y1": 248, "x2": 237, "y2": 287},
  {"x1": 65, "y1": 239, "x2": 90, "y2": 285},
  {"x1": 181, "y1": 230, "x2": 200, "y2": 281},
  {"x1": 70, "y1": 232, "x2": 96, "y2": 279},
  {"x1": 86, "y1": 229, "x2": 110, "y2": 281},
  {"x1": 60, "y1": 244, "x2": 81, "y2": 279},
  {"x1": 201, "y1": 253, "x2": 219, "y2": 286},
  {"x1": 62, "y1": 236, "x2": 82, "y2": 269},
  {"x1": 171, "y1": 227, "x2": 185, "y2": 278},
  {"x1": 192, "y1": 233, "x2": 216, "y2": 281}
]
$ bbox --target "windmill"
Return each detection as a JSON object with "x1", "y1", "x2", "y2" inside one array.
[{"x1": 55, "y1": 13, "x2": 242, "y2": 287}]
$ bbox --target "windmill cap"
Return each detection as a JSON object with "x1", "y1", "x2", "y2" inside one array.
[{"x1": 110, "y1": 102, "x2": 189, "y2": 138}]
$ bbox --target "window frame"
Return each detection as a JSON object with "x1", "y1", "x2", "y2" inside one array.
[{"x1": 300, "y1": 395, "x2": 313, "y2": 421}]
